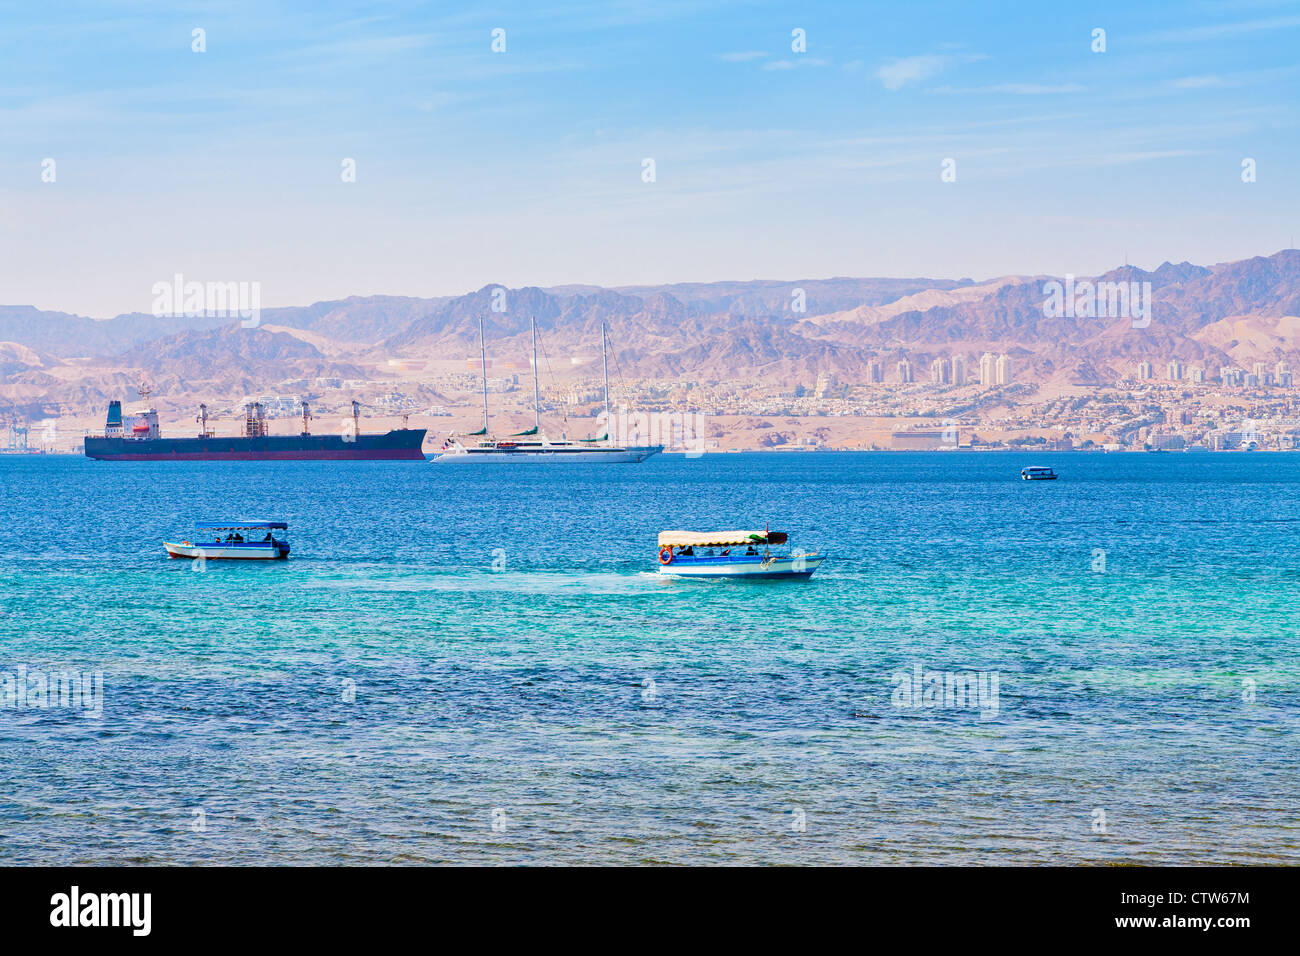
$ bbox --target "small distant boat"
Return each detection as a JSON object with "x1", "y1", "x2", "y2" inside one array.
[
  {"x1": 1021, "y1": 466, "x2": 1058, "y2": 480},
  {"x1": 656, "y1": 529, "x2": 825, "y2": 579},
  {"x1": 164, "y1": 521, "x2": 291, "y2": 560}
]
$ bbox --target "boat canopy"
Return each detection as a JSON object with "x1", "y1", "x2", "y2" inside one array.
[
  {"x1": 195, "y1": 520, "x2": 288, "y2": 530},
  {"x1": 658, "y1": 530, "x2": 788, "y2": 547}
]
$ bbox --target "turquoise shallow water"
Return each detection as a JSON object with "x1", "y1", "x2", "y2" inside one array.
[{"x1": 1, "y1": 451, "x2": 1298, "y2": 864}]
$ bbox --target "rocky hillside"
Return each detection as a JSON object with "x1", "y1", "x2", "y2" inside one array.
[{"x1": 3, "y1": 250, "x2": 1299, "y2": 410}]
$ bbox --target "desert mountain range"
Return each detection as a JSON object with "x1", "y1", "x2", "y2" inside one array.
[{"x1": 3, "y1": 250, "x2": 1299, "y2": 418}]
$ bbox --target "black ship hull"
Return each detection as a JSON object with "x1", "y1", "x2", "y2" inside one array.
[{"x1": 84, "y1": 429, "x2": 428, "y2": 461}]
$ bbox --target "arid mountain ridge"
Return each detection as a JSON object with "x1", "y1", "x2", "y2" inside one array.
[{"x1": 3, "y1": 251, "x2": 1299, "y2": 412}]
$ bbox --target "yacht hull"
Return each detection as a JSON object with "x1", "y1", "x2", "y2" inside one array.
[{"x1": 436, "y1": 445, "x2": 663, "y2": 463}]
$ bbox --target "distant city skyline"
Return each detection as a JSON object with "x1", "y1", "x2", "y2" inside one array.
[{"x1": 2, "y1": 1, "x2": 1299, "y2": 318}]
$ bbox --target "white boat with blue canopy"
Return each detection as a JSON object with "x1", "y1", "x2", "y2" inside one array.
[
  {"x1": 656, "y1": 530, "x2": 826, "y2": 580},
  {"x1": 1021, "y1": 465, "x2": 1058, "y2": 480},
  {"x1": 164, "y1": 521, "x2": 290, "y2": 560}
]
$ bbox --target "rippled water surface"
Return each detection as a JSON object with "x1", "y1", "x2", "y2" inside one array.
[{"x1": 1, "y1": 452, "x2": 1298, "y2": 864}]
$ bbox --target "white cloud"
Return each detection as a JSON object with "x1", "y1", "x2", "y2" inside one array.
[
  {"x1": 416, "y1": 92, "x2": 464, "y2": 111},
  {"x1": 1090, "y1": 149, "x2": 1206, "y2": 166},
  {"x1": 934, "y1": 83, "x2": 1085, "y2": 95},
  {"x1": 1143, "y1": 15, "x2": 1300, "y2": 43},
  {"x1": 875, "y1": 52, "x2": 984, "y2": 90},
  {"x1": 762, "y1": 58, "x2": 828, "y2": 71},
  {"x1": 876, "y1": 54, "x2": 949, "y2": 90}
]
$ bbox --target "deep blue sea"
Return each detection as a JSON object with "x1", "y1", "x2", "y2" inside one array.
[{"x1": 1, "y1": 451, "x2": 1297, "y2": 864}]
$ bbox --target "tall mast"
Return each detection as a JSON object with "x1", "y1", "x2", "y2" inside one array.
[
  {"x1": 531, "y1": 316, "x2": 541, "y2": 432},
  {"x1": 601, "y1": 321, "x2": 611, "y2": 445},
  {"x1": 479, "y1": 315, "x2": 490, "y2": 435}
]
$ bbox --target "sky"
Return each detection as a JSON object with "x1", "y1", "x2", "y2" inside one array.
[{"x1": 1, "y1": 0, "x2": 1298, "y2": 317}]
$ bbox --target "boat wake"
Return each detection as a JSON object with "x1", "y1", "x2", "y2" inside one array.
[{"x1": 308, "y1": 569, "x2": 662, "y2": 596}]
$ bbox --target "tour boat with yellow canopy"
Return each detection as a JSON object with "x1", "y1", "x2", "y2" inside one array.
[
  {"x1": 164, "y1": 521, "x2": 291, "y2": 561},
  {"x1": 656, "y1": 529, "x2": 826, "y2": 579}
]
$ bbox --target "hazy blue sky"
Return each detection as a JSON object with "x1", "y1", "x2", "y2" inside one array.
[{"x1": 2, "y1": 0, "x2": 1298, "y2": 316}]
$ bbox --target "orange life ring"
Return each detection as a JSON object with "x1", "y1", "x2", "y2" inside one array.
[{"x1": 658, "y1": 546, "x2": 674, "y2": 565}]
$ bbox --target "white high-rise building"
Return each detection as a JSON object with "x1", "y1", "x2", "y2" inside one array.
[
  {"x1": 930, "y1": 357, "x2": 950, "y2": 384},
  {"x1": 951, "y1": 355, "x2": 967, "y2": 386},
  {"x1": 897, "y1": 359, "x2": 914, "y2": 384},
  {"x1": 1166, "y1": 359, "x2": 1183, "y2": 381},
  {"x1": 979, "y1": 352, "x2": 997, "y2": 388},
  {"x1": 995, "y1": 354, "x2": 1012, "y2": 386},
  {"x1": 1137, "y1": 361, "x2": 1153, "y2": 380}
]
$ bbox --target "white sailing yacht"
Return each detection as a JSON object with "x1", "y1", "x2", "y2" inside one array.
[{"x1": 435, "y1": 317, "x2": 664, "y2": 463}]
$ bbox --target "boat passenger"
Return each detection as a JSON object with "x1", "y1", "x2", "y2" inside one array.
[
  {"x1": 745, "y1": 546, "x2": 757, "y2": 555},
  {"x1": 680, "y1": 546, "x2": 694, "y2": 556}
]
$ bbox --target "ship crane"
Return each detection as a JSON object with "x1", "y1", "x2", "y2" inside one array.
[
  {"x1": 2, "y1": 409, "x2": 30, "y2": 453},
  {"x1": 300, "y1": 399, "x2": 313, "y2": 437},
  {"x1": 196, "y1": 403, "x2": 212, "y2": 438},
  {"x1": 9, "y1": 423, "x2": 29, "y2": 453},
  {"x1": 243, "y1": 401, "x2": 268, "y2": 438}
]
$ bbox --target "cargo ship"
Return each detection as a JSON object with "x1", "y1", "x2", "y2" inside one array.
[{"x1": 84, "y1": 391, "x2": 427, "y2": 461}]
